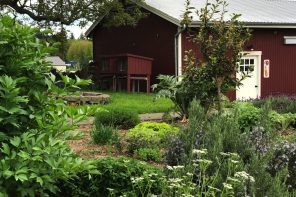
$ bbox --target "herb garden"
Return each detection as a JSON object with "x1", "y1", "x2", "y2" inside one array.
[{"x1": 1, "y1": 1, "x2": 296, "y2": 196}]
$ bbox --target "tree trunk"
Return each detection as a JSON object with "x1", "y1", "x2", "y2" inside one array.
[
  {"x1": 217, "y1": 84, "x2": 222, "y2": 113},
  {"x1": 216, "y1": 77, "x2": 224, "y2": 113}
]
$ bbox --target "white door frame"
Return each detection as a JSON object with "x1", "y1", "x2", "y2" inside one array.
[{"x1": 237, "y1": 51, "x2": 262, "y2": 99}]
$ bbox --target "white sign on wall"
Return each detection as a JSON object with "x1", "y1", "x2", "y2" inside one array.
[{"x1": 263, "y1": 59, "x2": 270, "y2": 78}]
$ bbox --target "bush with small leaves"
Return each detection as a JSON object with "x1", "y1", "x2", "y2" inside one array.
[
  {"x1": 135, "y1": 148, "x2": 162, "y2": 162},
  {"x1": 94, "y1": 108, "x2": 140, "y2": 129},
  {"x1": 91, "y1": 123, "x2": 119, "y2": 145},
  {"x1": 126, "y1": 122, "x2": 179, "y2": 153}
]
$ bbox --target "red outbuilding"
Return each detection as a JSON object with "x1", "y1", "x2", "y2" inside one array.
[{"x1": 86, "y1": 0, "x2": 296, "y2": 99}]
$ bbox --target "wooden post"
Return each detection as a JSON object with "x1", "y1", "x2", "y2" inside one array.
[
  {"x1": 132, "y1": 80, "x2": 135, "y2": 92},
  {"x1": 112, "y1": 75, "x2": 116, "y2": 91},
  {"x1": 147, "y1": 75, "x2": 151, "y2": 95},
  {"x1": 127, "y1": 74, "x2": 131, "y2": 92}
]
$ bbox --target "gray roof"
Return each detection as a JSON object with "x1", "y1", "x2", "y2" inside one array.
[
  {"x1": 86, "y1": 0, "x2": 296, "y2": 36},
  {"x1": 45, "y1": 56, "x2": 67, "y2": 66},
  {"x1": 144, "y1": 0, "x2": 296, "y2": 26}
]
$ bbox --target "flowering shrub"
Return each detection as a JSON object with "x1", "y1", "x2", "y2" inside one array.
[
  {"x1": 268, "y1": 141, "x2": 296, "y2": 189},
  {"x1": 130, "y1": 149, "x2": 255, "y2": 197},
  {"x1": 56, "y1": 157, "x2": 163, "y2": 197},
  {"x1": 165, "y1": 133, "x2": 187, "y2": 166},
  {"x1": 253, "y1": 96, "x2": 296, "y2": 114},
  {"x1": 248, "y1": 126, "x2": 270, "y2": 156}
]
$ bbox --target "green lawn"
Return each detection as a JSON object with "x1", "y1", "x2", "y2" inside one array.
[{"x1": 68, "y1": 91, "x2": 174, "y2": 115}]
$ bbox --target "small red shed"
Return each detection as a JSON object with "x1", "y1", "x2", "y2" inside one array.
[
  {"x1": 86, "y1": 0, "x2": 296, "y2": 99},
  {"x1": 98, "y1": 54, "x2": 153, "y2": 94}
]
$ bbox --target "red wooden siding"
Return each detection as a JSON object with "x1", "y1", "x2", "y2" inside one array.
[
  {"x1": 128, "y1": 55, "x2": 152, "y2": 75},
  {"x1": 92, "y1": 12, "x2": 177, "y2": 84},
  {"x1": 249, "y1": 28, "x2": 296, "y2": 98},
  {"x1": 182, "y1": 29, "x2": 296, "y2": 99}
]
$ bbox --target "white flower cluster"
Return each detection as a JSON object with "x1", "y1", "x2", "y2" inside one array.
[
  {"x1": 235, "y1": 171, "x2": 255, "y2": 183},
  {"x1": 166, "y1": 165, "x2": 185, "y2": 170},
  {"x1": 192, "y1": 149, "x2": 207, "y2": 155},
  {"x1": 131, "y1": 176, "x2": 144, "y2": 184}
]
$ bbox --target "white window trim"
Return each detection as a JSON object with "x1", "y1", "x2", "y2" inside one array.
[
  {"x1": 284, "y1": 36, "x2": 296, "y2": 44},
  {"x1": 177, "y1": 33, "x2": 182, "y2": 78}
]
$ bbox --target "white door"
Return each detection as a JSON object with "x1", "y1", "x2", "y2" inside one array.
[{"x1": 236, "y1": 52, "x2": 261, "y2": 100}]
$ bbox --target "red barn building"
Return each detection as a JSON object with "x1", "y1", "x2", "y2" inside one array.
[{"x1": 86, "y1": 0, "x2": 296, "y2": 99}]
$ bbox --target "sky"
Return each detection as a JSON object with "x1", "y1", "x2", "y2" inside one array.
[{"x1": 65, "y1": 24, "x2": 90, "y2": 39}]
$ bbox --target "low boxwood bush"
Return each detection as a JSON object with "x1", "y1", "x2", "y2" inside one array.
[
  {"x1": 56, "y1": 157, "x2": 163, "y2": 197},
  {"x1": 135, "y1": 148, "x2": 162, "y2": 162},
  {"x1": 126, "y1": 122, "x2": 179, "y2": 153},
  {"x1": 91, "y1": 123, "x2": 119, "y2": 145},
  {"x1": 94, "y1": 108, "x2": 140, "y2": 129}
]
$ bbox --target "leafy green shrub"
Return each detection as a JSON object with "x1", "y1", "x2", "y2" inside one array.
[
  {"x1": 233, "y1": 102, "x2": 261, "y2": 131},
  {"x1": 253, "y1": 96, "x2": 296, "y2": 114},
  {"x1": 56, "y1": 157, "x2": 163, "y2": 197},
  {"x1": 135, "y1": 148, "x2": 162, "y2": 162},
  {"x1": 94, "y1": 108, "x2": 140, "y2": 129},
  {"x1": 0, "y1": 16, "x2": 95, "y2": 196},
  {"x1": 232, "y1": 102, "x2": 296, "y2": 131},
  {"x1": 126, "y1": 122, "x2": 179, "y2": 153},
  {"x1": 91, "y1": 123, "x2": 119, "y2": 145}
]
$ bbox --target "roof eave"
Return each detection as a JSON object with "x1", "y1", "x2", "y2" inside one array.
[
  {"x1": 189, "y1": 21, "x2": 296, "y2": 28},
  {"x1": 138, "y1": 1, "x2": 181, "y2": 26}
]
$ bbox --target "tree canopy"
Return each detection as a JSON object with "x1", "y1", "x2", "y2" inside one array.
[
  {"x1": 67, "y1": 39, "x2": 93, "y2": 68},
  {"x1": 0, "y1": 0, "x2": 144, "y2": 26}
]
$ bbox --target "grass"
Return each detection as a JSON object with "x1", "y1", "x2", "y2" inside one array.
[{"x1": 67, "y1": 91, "x2": 174, "y2": 115}]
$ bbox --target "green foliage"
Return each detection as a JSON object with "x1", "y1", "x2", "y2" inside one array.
[
  {"x1": 182, "y1": 0, "x2": 251, "y2": 112},
  {"x1": 233, "y1": 102, "x2": 261, "y2": 131},
  {"x1": 152, "y1": 75, "x2": 189, "y2": 117},
  {"x1": 127, "y1": 122, "x2": 179, "y2": 153},
  {"x1": 0, "y1": 131, "x2": 98, "y2": 196},
  {"x1": 234, "y1": 102, "x2": 296, "y2": 131},
  {"x1": 94, "y1": 108, "x2": 140, "y2": 129},
  {"x1": 181, "y1": 52, "x2": 218, "y2": 111},
  {"x1": 91, "y1": 123, "x2": 119, "y2": 145},
  {"x1": 0, "y1": 0, "x2": 145, "y2": 27},
  {"x1": 182, "y1": 100, "x2": 296, "y2": 196},
  {"x1": 0, "y1": 16, "x2": 96, "y2": 196},
  {"x1": 67, "y1": 40, "x2": 93, "y2": 69},
  {"x1": 56, "y1": 157, "x2": 163, "y2": 197},
  {"x1": 135, "y1": 148, "x2": 162, "y2": 162},
  {"x1": 0, "y1": 76, "x2": 28, "y2": 138}
]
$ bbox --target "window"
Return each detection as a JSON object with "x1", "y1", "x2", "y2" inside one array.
[
  {"x1": 284, "y1": 36, "x2": 296, "y2": 45},
  {"x1": 239, "y1": 58, "x2": 255, "y2": 72}
]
